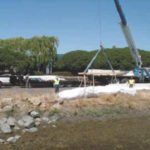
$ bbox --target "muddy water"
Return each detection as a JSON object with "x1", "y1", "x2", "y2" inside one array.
[{"x1": 1, "y1": 117, "x2": 150, "y2": 150}]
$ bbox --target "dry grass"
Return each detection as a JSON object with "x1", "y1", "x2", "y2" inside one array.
[
  {"x1": 61, "y1": 90, "x2": 150, "y2": 112},
  {"x1": 0, "y1": 89, "x2": 150, "y2": 114},
  {"x1": 0, "y1": 91, "x2": 58, "y2": 115}
]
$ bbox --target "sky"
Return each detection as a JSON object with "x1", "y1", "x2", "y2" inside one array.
[{"x1": 0, "y1": 0, "x2": 150, "y2": 54}]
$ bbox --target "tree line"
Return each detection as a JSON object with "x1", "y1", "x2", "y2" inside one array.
[
  {"x1": 0, "y1": 37, "x2": 150, "y2": 76},
  {"x1": 56, "y1": 47, "x2": 150, "y2": 75}
]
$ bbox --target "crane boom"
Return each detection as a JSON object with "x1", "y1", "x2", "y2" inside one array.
[
  {"x1": 114, "y1": 0, "x2": 150, "y2": 81},
  {"x1": 114, "y1": 0, "x2": 142, "y2": 68}
]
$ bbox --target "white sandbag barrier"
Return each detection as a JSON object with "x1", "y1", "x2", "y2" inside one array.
[{"x1": 58, "y1": 83, "x2": 150, "y2": 99}]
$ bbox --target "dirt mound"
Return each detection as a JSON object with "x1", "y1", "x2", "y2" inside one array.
[{"x1": 0, "y1": 89, "x2": 150, "y2": 115}]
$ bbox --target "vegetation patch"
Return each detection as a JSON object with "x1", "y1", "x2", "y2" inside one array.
[{"x1": 74, "y1": 105, "x2": 129, "y2": 117}]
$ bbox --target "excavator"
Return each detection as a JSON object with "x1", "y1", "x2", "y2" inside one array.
[{"x1": 114, "y1": 0, "x2": 150, "y2": 82}]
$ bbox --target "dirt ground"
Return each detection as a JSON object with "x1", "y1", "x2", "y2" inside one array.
[
  {"x1": 0, "y1": 86, "x2": 68, "y2": 96},
  {"x1": 2, "y1": 116, "x2": 150, "y2": 150},
  {"x1": 1, "y1": 87, "x2": 150, "y2": 150}
]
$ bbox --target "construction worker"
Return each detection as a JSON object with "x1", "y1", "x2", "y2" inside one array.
[
  {"x1": 54, "y1": 77, "x2": 60, "y2": 93},
  {"x1": 128, "y1": 77, "x2": 135, "y2": 88},
  {"x1": 25, "y1": 73, "x2": 30, "y2": 88}
]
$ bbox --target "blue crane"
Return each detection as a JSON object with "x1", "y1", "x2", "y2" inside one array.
[{"x1": 114, "y1": 0, "x2": 150, "y2": 81}]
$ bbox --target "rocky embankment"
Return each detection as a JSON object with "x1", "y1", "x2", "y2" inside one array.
[
  {"x1": 0, "y1": 88, "x2": 150, "y2": 144},
  {"x1": 0, "y1": 111, "x2": 60, "y2": 144},
  {"x1": 0, "y1": 92, "x2": 61, "y2": 144}
]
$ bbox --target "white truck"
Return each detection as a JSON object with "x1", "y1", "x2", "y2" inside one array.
[{"x1": 0, "y1": 75, "x2": 11, "y2": 88}]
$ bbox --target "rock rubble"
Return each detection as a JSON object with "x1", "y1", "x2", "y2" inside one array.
[{"x1": 0, "y1": 111, "x2": 59, "y2": 144}]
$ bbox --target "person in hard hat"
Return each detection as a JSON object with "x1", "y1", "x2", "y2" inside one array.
[
  {"x1": 54, "y1": 77, "x2": 60, "y2": 93},
  {"x1": 128, "y1": 77, "x2": 135, "y2": 88}
]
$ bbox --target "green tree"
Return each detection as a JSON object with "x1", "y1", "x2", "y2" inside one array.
[
  {"x1": 0, "y1": 47, "x2": 30, "y2": 74},
  {"x1": 0, "y1": 36, "x2": 59, "y2": 74},
  {"x1": 27, "y1": 36, "x2": 58, "y2": 73},
  {"x1": 56, "y1": 47, "x2": 150, "y2": 74},
  {"x1": 56, "y1": 50, "x2": 94, "y2": 74}
]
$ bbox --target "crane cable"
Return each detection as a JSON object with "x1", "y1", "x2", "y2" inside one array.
[
  {"x1": 80, "y1": 0, "x2": 117, "y2": 87},
  {"x1": 97, "y1": 0, "x2": 117, "y2": 83}
]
